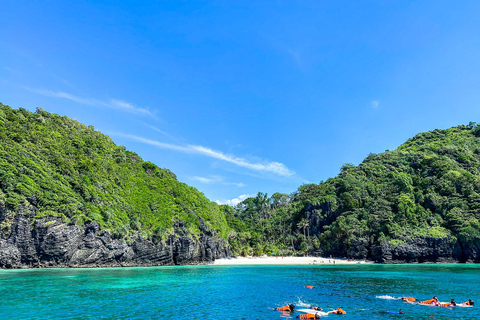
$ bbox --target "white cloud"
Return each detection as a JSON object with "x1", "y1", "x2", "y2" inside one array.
[
  {"x1": 191, "y1": 176, "x2": 221, "y2": 184},
  {"x1": 224, "y1": 182, "x2": 246, "y2": 187},
  {"x1": 25, "y1": 87, "x2": 153, "y2": 116},
  {"x1": 215, "y1": 194, "x2": 251, "y2": 206},
  {"x1": 189, "y1": 145, "x2": 294, "y2": 177},
  {"x1": 371, "y1": 100, "x2": 380, "y2": 108},
  {"x1": 115, "y1": 133, "x2": 295, "y2": 177},
  {"x1": 190, "y1": 176, "x2": 246, "y2": 187},
  {"x1": 110, "y1": 99, "x2": 152, "y2": 116}
]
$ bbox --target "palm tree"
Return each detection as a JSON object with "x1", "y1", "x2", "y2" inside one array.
[{"x1": 297, "y1": 218, "x2": 309, "y2": 238}]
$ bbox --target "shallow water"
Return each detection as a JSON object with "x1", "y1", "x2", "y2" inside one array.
[{"x1": 0, "y1": 264, "x2": 478, "y2": 319}]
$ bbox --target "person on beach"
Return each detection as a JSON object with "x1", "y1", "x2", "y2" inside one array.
[
  {"x1": 459, "y1": 299, "x2": 474, "y2": 306},
  {"x1": 296, "y1": 313, "x2": 321, "y2": 319},
  {"x1": 327, "y1": 308, "x2": 346, "y2": 315},
  {"x1": 310, "y1": 306, "x2": 323, "y2": 311},
  {"x1": 419, "y1": 296, "x2": 439, "y2": 306},
  {"x1": 275, "y1": 304, "x2": 295, "y2": 312}
]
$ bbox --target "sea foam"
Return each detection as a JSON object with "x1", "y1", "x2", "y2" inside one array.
[{"x1": 376, "y1": 295, "x2": 399, "y2": 300}]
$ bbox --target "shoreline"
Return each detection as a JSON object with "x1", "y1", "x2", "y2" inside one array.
[{"x1": 213, "y1": 256, "x2": 374, "y2": 266}]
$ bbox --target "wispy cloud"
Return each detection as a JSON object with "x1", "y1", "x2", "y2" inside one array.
[
  {"x1": 215, "y1": 194, "x2": 252, "y2": 206},
  {"x1": 25, "y1": 87, "x2": 153, "y2": 116},
  {"x1": 371, "y1": 100, "x2": 380, "y2": 108},
  {"x1": 190, "y1": 176, "x2": 246, "y2": 187},
  {"x1": 114, "y1": 132, "x2": 295, "y2": 177},
  {"x1": 141, "y1": 123, "x2": 179, "y2": 141}
]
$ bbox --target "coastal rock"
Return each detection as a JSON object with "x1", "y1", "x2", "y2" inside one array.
[
  {"x1": 461, "y1": 240, "x2": 480, "y2": 263},
  {"x1": 0, "y1": 201, "x2": 230, "y2": 269},
  {"x1": 0, "y1": 239, "x2": 21, "y2": 268},
  {"x1": 346, "y1": 238, "x2": 369, "y2": 260},
  {"x1": 371, "y1": 236, "x2": 462, "y2": 263}
]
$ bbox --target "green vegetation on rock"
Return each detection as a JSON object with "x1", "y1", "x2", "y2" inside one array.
[
  {"x1": 224, "y1": 123, "x2": 480, "y2": 257},
  {"x1": 0, "y1": 104, "x2": 228, "y2": 241}
]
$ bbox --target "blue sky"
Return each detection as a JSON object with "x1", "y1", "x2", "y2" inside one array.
[{"x1": 2, "y1": 1, "x2": 480, "y2": 204}]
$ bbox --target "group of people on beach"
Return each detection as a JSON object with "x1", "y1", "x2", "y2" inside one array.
[{"x1": 402, "y1": 296, "x2": 474, "y2": 307}]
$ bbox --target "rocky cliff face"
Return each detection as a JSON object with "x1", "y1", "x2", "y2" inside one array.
[
  {"x1": 0, "y1": 201, "x2": 229, "y2": 269},
  {"x1": 305, "y1": 203, "x2": 480, "y2": 263}
]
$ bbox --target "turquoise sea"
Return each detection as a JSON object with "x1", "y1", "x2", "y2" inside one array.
[{"x1": 0, "y1": 264, "x2": 478, "y2": 319}]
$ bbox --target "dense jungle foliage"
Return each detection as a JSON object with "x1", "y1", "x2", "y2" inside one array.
[
  {"x1": 224, "y1": 123, "x2": 480, "y2": 257},
  {"x1": 0, "y1": 104, "x2": 228, "y2": 241},
  {"x1": 2, "y1": 103, "x2": 479, "y2": 258}
]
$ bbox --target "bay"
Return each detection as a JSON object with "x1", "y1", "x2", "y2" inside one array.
[{"x1": 0, "y1": 264, "x2": 478, "y2": 319}]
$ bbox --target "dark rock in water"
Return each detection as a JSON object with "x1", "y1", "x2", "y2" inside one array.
[
  {"x1": 0, "y1": 240, "x2": 21, "y2": 268},
  {"x1": 0, "y1": 201, "x2": 230, "y2": 269}
]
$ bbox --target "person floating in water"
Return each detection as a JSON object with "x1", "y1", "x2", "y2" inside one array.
[
  {"x1": 384, "y1": 309, "x2": 404, "y2": 315},
  {"x1": 327, "y1": 308, "x2": 346, "y2": 315},
  {"x1": 401, "y1": 297, "x2": 417, "y2": 302},
  {"x1": 310, "y1": 306, "x2": 323, "y2": 311},
  {"x1": 296, "y1": 313, "x2": 320, "y2": 319},
  {"x1": 306, "y1": 285, "x2": 315, "y2": 289},
  {"x1": 459, "y1": 299, "x2": 474, "y2": 306},
  {"x1": 275, "y1": 304, "x2": 295, "y2": 312},
  {"x1": 437, "y1": 299, "x2": 456, "y2": 307},
  {"x1": 419, "y1": 296, "x2": 439, "y2": 306}
]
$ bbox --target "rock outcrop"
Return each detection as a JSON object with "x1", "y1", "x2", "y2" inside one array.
[
  {"x1": 305, "y1": 203, "x2": 480, "y2": 263},
  {"x1": 0, "y1": 201, "x2": 229, "y2": 269},
  {"x1": 370, "y1": 236, "x2": 463, "y2": 263}
]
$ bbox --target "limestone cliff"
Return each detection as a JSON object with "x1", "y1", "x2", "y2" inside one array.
[{"x1": 0, "y1": 201, "x2": 229, "y2": 268}]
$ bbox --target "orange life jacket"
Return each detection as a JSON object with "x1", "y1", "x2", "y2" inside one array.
[
  {"x1": 298, "y1": 314, "x2": 317, "y2": 319},
  {"x1": 438, "y1": 303, "x2": 454, "y2": 307},
  {"x1": 306, "y1": 285, "x2": 315, "y2": 289},
  {"x1": 335, "y1": 308, "x2": 346, "y2": 315},
  {"x1": 402, "y1": 297, "x2": 417, "y2": 302},
  {"x1": 419, "y1": 299, "x2": 437, "y2": 305},
  {"x1": 276, "y1": 305, "x2": 292, "y2": 312},
  {"x1": 461, "y1": 301, "x2": 473, "y2": 306}
]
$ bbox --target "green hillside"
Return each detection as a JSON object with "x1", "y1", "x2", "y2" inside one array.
[
  {"x1": 0, "y1": 104, "x2": 228, "y2": 241},
  {"x1": 225, "y1": 124, "x2": 480, "y2": 257}
]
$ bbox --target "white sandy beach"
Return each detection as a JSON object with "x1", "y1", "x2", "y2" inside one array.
[{"x1": 213, "y1": 256, "x2": 373, "y2": 265}]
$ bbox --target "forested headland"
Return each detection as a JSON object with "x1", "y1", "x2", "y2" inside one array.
[
  {"x1": 223, "y1": 123, "x2": 480, "y2": 262},
  {"x1": 0, "y1": 103, "x2": 229, "y2": 268},
  {"x1": 0, "y1": 103, "x2": 479, "y2": 266}
]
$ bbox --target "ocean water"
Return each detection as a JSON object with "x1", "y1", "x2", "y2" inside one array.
[{"x1": 0, "y1": 264, "x2": 478, "y2": 319}]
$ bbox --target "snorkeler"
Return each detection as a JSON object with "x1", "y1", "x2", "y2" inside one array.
[
  {"x1": 459, "y1": 299, "x2": 474, "y2": 306},
  {"x1": 327, "y1": 308, "x2": 346, "y2": 315},
  {"x1": 296, "y1": 314, "x2": 320, "y2": 319},
  {"x1": 401, "y1": 297, "x2": 417, "y2": 302},
  {"x1": 438, "y1": 299, "x2": 456, "y2": 307},
  {"x1": 275, "y1": 304, "x2": 295, "y2": 312},
  {"x1": 419, "y1": 296, "x2": 438, "y2": 306},
  {"x1": 384, "y1": 309, "x2": 404, "y2": 315}
]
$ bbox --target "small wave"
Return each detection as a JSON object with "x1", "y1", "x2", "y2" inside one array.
[
  {"x1": 376, "y1": 295, "x2": 399, "y2": 300},
  {"x1": 295, "y1": 298, "x2": 311, "y2": 307}
]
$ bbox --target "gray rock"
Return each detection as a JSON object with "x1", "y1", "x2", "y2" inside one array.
[
  {"x1": 0, "y1": 200, "x2": 230, "y2": 269},
  {"x1": 0, "y1": 239, "x2": 21, "y2": 268}
]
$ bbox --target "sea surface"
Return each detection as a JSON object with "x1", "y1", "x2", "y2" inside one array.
[{"x1": 0, "y1": 264, "x2": 478, "y2": 319}]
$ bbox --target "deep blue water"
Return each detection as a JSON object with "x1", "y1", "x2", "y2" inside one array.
[{"x1": 0, "y1": 264, "x2": 478, "y2": 319}]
